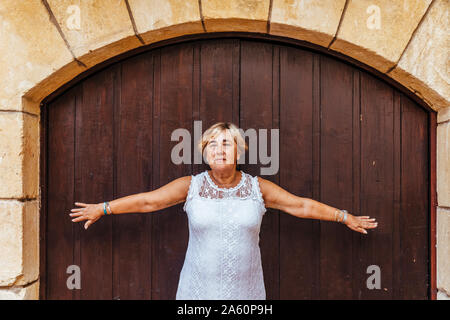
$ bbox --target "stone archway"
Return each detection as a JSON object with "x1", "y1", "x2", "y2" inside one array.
[{"x1": 0, "y1": 0, "x2": 448, "y2": 299}]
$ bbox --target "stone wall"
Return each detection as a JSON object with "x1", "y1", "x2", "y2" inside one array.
[{"x1": 0, "y1": 0, "x2": 448, "y2": 299}]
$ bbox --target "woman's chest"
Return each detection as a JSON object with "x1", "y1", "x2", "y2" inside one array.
[{"x1": 187, "y1": 198, "x2": 263, "y2": 232}]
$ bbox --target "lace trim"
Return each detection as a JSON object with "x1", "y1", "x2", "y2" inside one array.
[
  {"x1": 183, "y1": 171, "x2": 267, "y2": 214},
  {"x1": 183, "y1": 175, "x2": 195, "y2": 212},
  {"x1": 253, "y1": 176, "x2": 267, "y2": 215},
  {"x1": 199, "y1": 171, "x2": 253, "y2": 200},
  {"x1": 205, "y1": 170, "x2": 245, "y2": 192}
]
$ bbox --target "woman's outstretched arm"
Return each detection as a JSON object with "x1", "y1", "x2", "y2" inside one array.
[
  {"x1": 69, "y1": 176, "x2": 192, "y2": 229},
  {"x1": 257, "y1": 177, "x2": 378, "y2": 234}
]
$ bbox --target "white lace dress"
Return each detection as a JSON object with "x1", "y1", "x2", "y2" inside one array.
[{"x1": 175, "y1": 170, "x2": 267, "y2": 300}]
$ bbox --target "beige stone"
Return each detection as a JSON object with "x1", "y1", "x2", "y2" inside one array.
[
  {"x1": 438, "y1": 107, "x2": 450, "y2": 124},
  {"x1": 437, "y1": 122, "x2": 450, "y2": 207},
  {"x1": 0, "y1": 280, "x2": 39, "y2": 300},
  {"x1": 23, "y1": 113, "x2": 40, "y2": 200},
  {"x1": 270, "y1": 0, "x2": 346, "y2": 47},
  {"x1": 0, "y1": 200, "x2": 39, "y2": 287},
  {"x1": 0, "y1": 112, "x2": 25, "y2": 198},
  {"x1": 389, "y1": 0, "x2": 450, "y2": 110},
  {"x1": 128, "y1": 0, "x2": 204, "y2": 44},
  {"x1": 24, "y1": 62, "x2": 86, "y2": 111},
  {"x1": 0, "y1": 112, "x2": 39, "y2": 199},
  {"x1": 330, "y1": 0, "x2": 432, "y2": 73},
  {"x1": 0, "y1": 201, "x2": 22, "y2": 286},
  {"x1": 438, "y1": 289, "x2": 450, "y2": 300},
  {"x1": 22, "y1": 200, "x2": 40, "y2": 288},
  {"x1": 437, "y1": 207, "x2": 450, "y2": 295},
  {"x1": 202, "y1": 0, "x2": 270, "y2": 32},
  {"x1": 0, "y1": 0, "x2": 76, "y2": 115},
  {"x1": 46, "y1": 0, "x2": 142, "y2": 68}
]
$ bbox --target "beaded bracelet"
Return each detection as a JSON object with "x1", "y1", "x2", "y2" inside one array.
[
  {"x1": 334, "y1": 210, "x2": 343, "y2": 222},
  {"x1": 341, "y1": 210, "x2": 348, "y2": 223},
  {"x1": 103, "y1": 201, "x2": 113, "y2": 215},
  {"x1": 334, "y1": 209, "x2": 348, "y2": 223}
]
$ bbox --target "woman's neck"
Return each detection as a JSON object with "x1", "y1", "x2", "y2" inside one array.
[{"x1": 208, "y1": 169, "x2": 241, "y2": 188}]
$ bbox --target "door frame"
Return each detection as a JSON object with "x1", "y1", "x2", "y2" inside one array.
[{"x1": 39, "y1": 32, "x2": 437, "y2": 300}]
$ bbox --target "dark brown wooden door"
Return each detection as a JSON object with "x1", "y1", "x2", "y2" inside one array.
[{"x1": 42, "y1": 38, "x2": 431, "y2": 299}]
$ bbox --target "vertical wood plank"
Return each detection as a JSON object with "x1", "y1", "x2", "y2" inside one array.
[
  {"x1": 270, "y1": 44, "x2": 280, "y2": 300},
  {"x1": 199, "y1": 39, "x2": 236, "y2": 127},
  {"x1": 73, "y1": 86, "x2": 82, "y2": 300},
  {"x1": 113, "y1": 53, "x2": 154, "y2": 299},
  {"x1": 311, "y1": 53, "x2": 322, "y2": 299},
  {"x1": 46, "y1": 89, "x2": 77, "y2": 299},
  {"x1": 392, "y1": 90, "x2": 402, "y2": 299},
  {"x1": 358, "y1": 72, "x2": 395, "y2": 299},
  {"x1": 400, "y1": 94, "x2": 429, "y2": 299},
  {"x1": 319, "y1": 55, "x2": 354, "y2": 299},
  {"x1": 351, "y1": 70, "x2": 361, "y2": 299},
  {"x1": 75, "y1": 66, "x2": 116, "y2": 299},
  {"x1": 279, "y1": 45, "x2": 315, "y2": 299},
  {"x1": 151, "y1": 49, "x2": 161, "y2": 299}
]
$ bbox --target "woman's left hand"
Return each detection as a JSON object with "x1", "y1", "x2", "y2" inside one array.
[
  {"x1": 345, "y1": 214, "x2": 378, "y2": 234},
  {"x1": 69, "y1": 202, "x2": 103, "y2": 229}
]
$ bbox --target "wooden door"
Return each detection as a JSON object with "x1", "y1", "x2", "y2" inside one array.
[{"x1": 41, "y1": 38, "x2": 431, "y2": 299}]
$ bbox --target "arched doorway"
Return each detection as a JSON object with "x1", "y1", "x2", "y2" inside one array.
[{"x1": 41, "y1": 36, "x2": 431, "y2": 299}]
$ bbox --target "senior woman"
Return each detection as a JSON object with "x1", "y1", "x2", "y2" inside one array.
[{"x1": 69, "y1": 121, "x2": 377, "y2": 300}]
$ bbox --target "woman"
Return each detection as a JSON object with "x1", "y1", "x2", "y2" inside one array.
[{"x1": 70, "y1": 122, "x2": 378, "y2": 300}]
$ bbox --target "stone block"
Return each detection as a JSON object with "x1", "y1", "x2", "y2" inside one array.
[
  {"x1": 0, "y1": 280, "x2": 39, "y2": 300},
  {"x1": 270, "y1": 0, "x2": 346, "y2": 47},
  {"x1": 437, "y1": 122, "x2": 450, "y2": 207},
  {"x1": 330, "y1": 0, "x2": 432, "y2": 73},
  {"x1": 438, "y1": 107, "x2": 450, "y2": 124},
  {"x1": 0, "y1": 200, "x2": 39, "y2": 287},
  {"x1": 128, "y1": 0, "x2": 204, "y2": 44},
  {"x1": 0, "y1": 112, "x2": 39, "y2": 199},
  {"x1": 437, "y1": 207, "x2": 450, "y2": 295},
  {"x1": 389, "y1": 0, "x2": 450, "y2": 110},
  {"x1": 46, "y1": 0, "x2": 142, "y2": 68},
  {"x1": 202, "y1": 0, "x2": 270, "y2": 32},
  {"x1": 0, "y1": 0, "x2": 76, "y2": 114}
]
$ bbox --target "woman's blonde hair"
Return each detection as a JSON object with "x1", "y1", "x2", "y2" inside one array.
[{"x1": 198, "y1": 122, "x2": 248, "y2": 158}]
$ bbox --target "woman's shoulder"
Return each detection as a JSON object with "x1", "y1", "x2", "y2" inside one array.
[{"x1": 250, "y1": 175, "x2": 273, "y2": 199}]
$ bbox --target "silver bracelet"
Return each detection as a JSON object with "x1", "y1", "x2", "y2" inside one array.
[{"x1": 341, "y1": 209, "x2": 348, "y2": 223}]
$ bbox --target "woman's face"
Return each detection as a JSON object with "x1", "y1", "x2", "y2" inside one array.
[{"x1": 204, "y1": 130, "x2": 240, "y2": 170}]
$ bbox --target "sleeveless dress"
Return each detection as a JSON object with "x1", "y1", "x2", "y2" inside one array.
[{"x1": 175, "y1": 170, "x2": 267, "y2": 300}]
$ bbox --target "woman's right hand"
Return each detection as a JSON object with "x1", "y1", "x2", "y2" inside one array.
[{"x1": 69, "y1": 202, "x2": 104, "y2": 229}]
